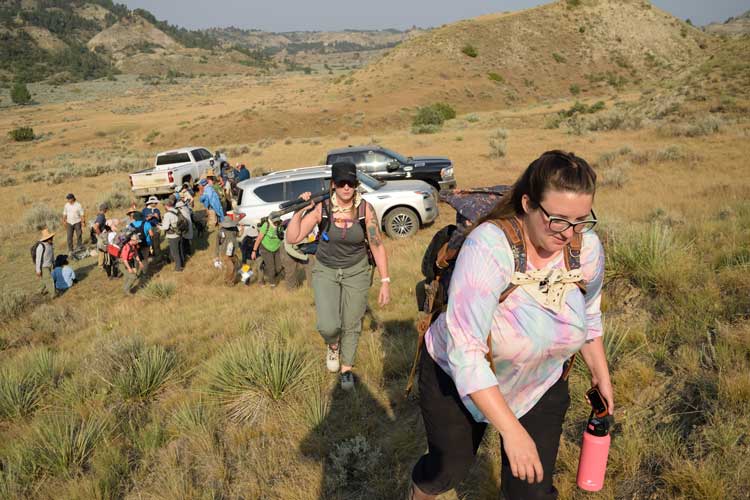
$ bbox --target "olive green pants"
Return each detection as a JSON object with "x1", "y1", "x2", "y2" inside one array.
[
  {"x1": 311, "y1": 257, "x2": 372, "y2": 367},
  {"x1": 38, "y1": 267, "x2": 54, "y2": 296}
]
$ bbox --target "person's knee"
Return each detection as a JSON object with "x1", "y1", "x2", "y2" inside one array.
[{"x1": 413, "y1": 451, "x2": 475, "y2": 495}]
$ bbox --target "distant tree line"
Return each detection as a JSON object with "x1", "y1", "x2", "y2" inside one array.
[{"x1": 133, "y1": 9, "x2": 219, "y2": 49}]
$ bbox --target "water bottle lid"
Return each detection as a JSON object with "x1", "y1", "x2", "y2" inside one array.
[{"x1": 586, "y1": 415, "x2": 610, "y2": 437}]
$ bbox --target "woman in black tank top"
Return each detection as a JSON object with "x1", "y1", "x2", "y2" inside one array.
[{"x1": 286, "y1": 162, "x2": 390, "y2": 391}]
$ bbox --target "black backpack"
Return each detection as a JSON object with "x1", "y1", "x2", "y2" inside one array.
[
  {"x1": 405, "y1": 217, "x2": 585, "y2": 395},
  {"x1": 30, "y1": 241, "x2": 44, "y2": 264},
  {"x1": 175, "y1": 210, "x2": 190, "y2": 237}
]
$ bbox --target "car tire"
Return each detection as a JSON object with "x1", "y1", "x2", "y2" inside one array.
[{"x1": 384, "y1": 207, "x2": 419, "y2": 239}]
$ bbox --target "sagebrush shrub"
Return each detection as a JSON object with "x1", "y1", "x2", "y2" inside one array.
[
  {"x1": 23, "y1": 204, "x2": 59, "y2": 231},
  {"x1": 461, "y1": 44, "x2": 478, "y2": 57},
  {"x1": 8, "y1": 127, "x2": 34, "y2": 142}
]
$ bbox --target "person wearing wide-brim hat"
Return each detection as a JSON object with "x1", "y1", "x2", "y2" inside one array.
[
  {"x1": 35, "y1": 228, "x2": 56, "y2": 296},
  {"x1": 214, "y1": 217, "x2": 240, "y2": 284}
]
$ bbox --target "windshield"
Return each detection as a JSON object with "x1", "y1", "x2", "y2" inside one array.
[
  {"x1": 382, "y1": 148, "x2": 408, "y2": 164},
  {"x1": 156, "y1": 152, "x2": 191, "y2": 166},
  {"x1": 357, "y1": 171, "x2": 385, "y2": 190}
]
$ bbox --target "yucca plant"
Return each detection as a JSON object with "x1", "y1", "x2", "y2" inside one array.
[
  {"x1": 143, "y1": 280, "x2": 176, "y2": 300},
  {"x1": 0, "y1": 349, "x2": 64, "y2": 420},
  {"x1": 206, "y1": 339, "x2": 311, "y2": 422},
  {"x1": 31, "y1": 412, "x2": 110, "y2": 477},
  {"x1": 98, "y1": 339, "x2": 178, "y2": 403}
]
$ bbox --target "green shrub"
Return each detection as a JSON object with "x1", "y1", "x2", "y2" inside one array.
[
  {"x1": 97, "y1": 339, "x2": 179, "y2": 403},
  {"x1": 488, "y1": 72, "x2": 504, "y2": 83},
  {"x1": 10, "y1": 82, "x2": 31, "y2": 105},
  {"x1": 0, "y1": 349, "x2": 64, "y2": 420},
  {"x1": 465, "y1": 113, "x2": 480, "y2": 123},
  {"x1": 488, "y1": 129, "x2": 508, "y2": 158},
  {"x1": 143, "y1": 280, "x2": 176, "y2": 299},
  {"x1": 411, "y1": 124, "x2": 442, "y2": 134},
  {"x1": 23, "y1": 204, "x2": 59, "y2": 231},
  {"x1": 206, "y1": 338, "x2": 311, "y2": 422},
  {"x1": 461, "y1": 44, "x2": 478, "y2": 58},
  {"x1": 0, "y1": 288, "x2": 33, "y2": 321},
  {"x1": 98, "y1": 190, "x2": 130, "y2": 210},
  {"x1": 8, "y1": 127, "x2": 34, "y2": 142},
  {"x1": 570, "y1": 84, "x2": 581, "y2": 95},
  {"x1": 552, "y1": 52, "x2": 567, "y2": 63},
  {"x1": 412, "y1": 102, "x2": 456, "y2": 131},
  {"x1": 31, "y1": 412, "x2": 109, "y2": 477},
  {"x1": 659, "y1": 117, "x2": 722, "y2": 138}
]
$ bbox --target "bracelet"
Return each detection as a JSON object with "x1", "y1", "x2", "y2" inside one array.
[{"x1": 380, "y1": 277, "x2": 391, "y2": 283}]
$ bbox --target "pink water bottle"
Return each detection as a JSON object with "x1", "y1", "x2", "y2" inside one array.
[{"x1": 577, "y1": 386, "x2": 611, "y2": 491}]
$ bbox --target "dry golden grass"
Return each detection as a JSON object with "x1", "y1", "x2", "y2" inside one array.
[{"x1": 1, "y1": 10, "x2": 750, "y2": 499}]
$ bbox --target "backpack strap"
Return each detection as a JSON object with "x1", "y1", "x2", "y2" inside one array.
[
  {"x1": 320, "y1": 199, "x2": 331, "y2": 235},
  {"x1": 358, "y1": 201, "x2": 368, "y2": 243},
  {"x1": 488, "y1": 217, "x2": 527, "y2": 304},
  {"x1": 564, "y1": 232, "x2": 587, "y2": 295}
]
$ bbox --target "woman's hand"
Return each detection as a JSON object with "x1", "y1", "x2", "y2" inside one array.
[
  {"x1": 298, "y1": 191, "x2": 315, "y2": 210},
  {"x1": 378, "y1": 282, "x2": 390, "y2": 306},
  {"x1": 501, "y1": 424, "x2": 544, "y2": 484},
  {"x1": 590, "y1": 376, "x2": 615, "y2": 416}
]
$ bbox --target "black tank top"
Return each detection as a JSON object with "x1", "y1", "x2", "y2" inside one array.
[{"x1": 316, "y1": 210, "x2": 367, "y2": 269}]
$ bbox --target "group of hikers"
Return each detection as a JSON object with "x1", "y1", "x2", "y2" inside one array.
[{"x1": 31, "y1": 152, "x2": 614, "y2": 499}]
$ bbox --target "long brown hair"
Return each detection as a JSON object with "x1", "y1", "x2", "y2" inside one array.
[{"x1": 476, "y1": 150, "x2": 596, "y2": 226}]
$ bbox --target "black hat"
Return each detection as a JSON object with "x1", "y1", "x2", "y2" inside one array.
[
  {"x1": 66, "y1": 193, "x2": 75, "y2": 200},
  {"x1": 332, "y1": 162, "x2": 357, "y2": 184}
]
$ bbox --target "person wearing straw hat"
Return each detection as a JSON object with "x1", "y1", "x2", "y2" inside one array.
[{"x1": 34, "y1": 228, "x2": 56, "y2": 296}]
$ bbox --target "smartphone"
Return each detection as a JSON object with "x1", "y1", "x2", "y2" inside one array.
[{"x1": 586, "y1": 386, "x2": 609, "y2": 418}]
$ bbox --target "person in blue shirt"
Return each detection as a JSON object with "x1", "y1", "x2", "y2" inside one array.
[
  {"x1": 142, "y1": 196, "x2": 162, "y2": 261},
  {"x1": 199, "y1": 178, "x2": 224, "y2": 226},
  {"x1": 126, "y1": 209, "x2": 154, "y2": 261},
  {"x1": 51, "y1": 254, "x2": 76, "y2": 295},
  {"x1": 236, "y1": 164, "x2": 250, "y2": 182}
]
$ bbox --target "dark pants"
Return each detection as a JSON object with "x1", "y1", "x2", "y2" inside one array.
[
  {"x1": 182, "y1": 237, "x2": 192, "y2": 257},
  {"x1": 240, "y1": 236, "x2": 256, "y2": 264},
  {"x1": 259, "y1": 246, "x2": 281, "y2": 285},
  {"x1": 412, "y1": 345, "x2": 570, "y2": 499},
  {"x1": 66, "y1": 222, "x2": 82, "y2": 253},
  {"x1": 167, "y1": 237, "x2": 184, "y2": 271}
]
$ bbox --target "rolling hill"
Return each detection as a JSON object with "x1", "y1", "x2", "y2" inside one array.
[{"x1": 333, "y1": 0, "x2": 711, "y2": 111}]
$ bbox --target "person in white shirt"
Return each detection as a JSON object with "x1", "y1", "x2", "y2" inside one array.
[{"x1": 61, "y1": 193, "x2": 85, "y2": 254}]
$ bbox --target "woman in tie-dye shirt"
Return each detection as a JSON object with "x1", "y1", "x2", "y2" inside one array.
[{"x1": 410, "y1": 151, "x2": 614, "y2": 500}]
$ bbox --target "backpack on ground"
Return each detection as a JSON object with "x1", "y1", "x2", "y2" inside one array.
[
  {"x1": 405, "y1": 215, "x2": 585, "y2": 395},
  {"x1": 319, "y1": 199, "x2": 374, "y2": 265}
]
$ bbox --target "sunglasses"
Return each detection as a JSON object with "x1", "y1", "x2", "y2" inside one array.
[{"x1": 334, "y1": 179, "x2": 357, "y2": 189}]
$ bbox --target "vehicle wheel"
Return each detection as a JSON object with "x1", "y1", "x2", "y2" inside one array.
[{"x1": 384, "y1": 207, "x2": 419, "y2": 239}]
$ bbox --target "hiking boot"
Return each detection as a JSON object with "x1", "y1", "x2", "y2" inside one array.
[
  {"x1": 326, "y1": 344, "x2": 340, "y2": 373},
  {"x1": 340, "y1": 370, "x2": 354, "y2": 391}
]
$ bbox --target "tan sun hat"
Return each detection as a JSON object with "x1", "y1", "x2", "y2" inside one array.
[
  {"x1": 205, "y1": 168, "x2": 216, "y2": 178},
  {"x1": 39, "y1": 228, "x2": 55, "y2": 241}
]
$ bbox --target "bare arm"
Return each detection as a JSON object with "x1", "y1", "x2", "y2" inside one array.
[
  {"x1": 365, "y1": 203, "x2": 390, "y2": 306},
  {"x1": 471, "y1": 387, "x2": 544, "y2": 484},
  {"x1": 579, "y1": 337, "x2": 614, "y2": 414},
  {"x1": 285, "y1": 194, "x2": 322, "y2": 244}
]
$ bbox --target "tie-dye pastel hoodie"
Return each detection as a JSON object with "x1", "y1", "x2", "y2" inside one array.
[{"x1": 425, "y1": 221, "x2": 605, "y2": 423}]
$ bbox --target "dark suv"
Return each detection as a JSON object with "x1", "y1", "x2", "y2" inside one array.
[{"x1": 326, "y1": 145, "x2": 456, "y2": 192}]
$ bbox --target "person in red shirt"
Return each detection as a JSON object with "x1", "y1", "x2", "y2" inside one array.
[{"x1": 121, "y1": 233, "x2": 144, "y2": 294}]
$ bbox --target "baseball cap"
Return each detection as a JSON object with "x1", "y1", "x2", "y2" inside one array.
[{"x1": 331, "y1": 162, "x2": 357, "y2": 185}]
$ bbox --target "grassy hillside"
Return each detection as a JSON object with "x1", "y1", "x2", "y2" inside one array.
[{"x1": 335, "y1": 0, "x2": 709, "y2": 112}]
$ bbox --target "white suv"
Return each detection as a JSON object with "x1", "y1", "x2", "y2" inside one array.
[{"x1": 235, "y1": 166, "x2": 438, "y2": 238}]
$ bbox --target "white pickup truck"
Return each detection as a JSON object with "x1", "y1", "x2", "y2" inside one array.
[{"x1": 129, "y1": 146, "x2": 227, "y2": 198}]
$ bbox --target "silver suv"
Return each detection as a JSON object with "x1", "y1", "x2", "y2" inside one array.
[{"x1": 235, "y1": 166, "x2": 438, "y2": 238}]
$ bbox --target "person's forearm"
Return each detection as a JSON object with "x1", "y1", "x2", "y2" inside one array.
[
  {"x1": 285, "y1": 211, "x2": 304, "y2": 244},
  {"x1": 470, "y1": 386, "x2": 523, "y2": 437},
  {"x1": 579, "y1": 337, "x2": 610, "y2": 384},
  {"x1": 371, "y1": 244, "x2": 388, "y2": 279}
]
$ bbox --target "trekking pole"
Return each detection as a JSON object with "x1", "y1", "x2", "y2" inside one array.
[{"x1": 262, "y1": 190, "x2": 330, "y2": 225}]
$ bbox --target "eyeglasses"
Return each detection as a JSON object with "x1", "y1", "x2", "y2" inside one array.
[
  {"x1": 334, "y1": 180, "x2": 357, "y2": 189},
  {"x1": 538, "y1": 203, "x2": 598, "y2": 234}
]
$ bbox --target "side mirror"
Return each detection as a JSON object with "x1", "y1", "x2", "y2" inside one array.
[
  {"x1": 209, "y1": 159, "x2": 215, "y2": 167},
  {"x1": 386, "y1": 160, "x2": 400, "y2": 172}
]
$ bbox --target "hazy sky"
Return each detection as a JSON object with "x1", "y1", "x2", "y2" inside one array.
[{"x1": 119, "y1": 0, "x2": 750, "y2": 32}]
